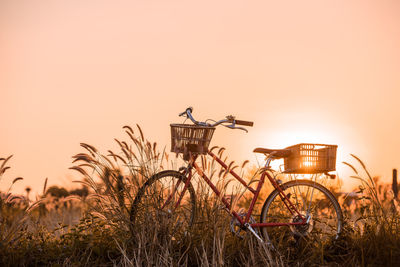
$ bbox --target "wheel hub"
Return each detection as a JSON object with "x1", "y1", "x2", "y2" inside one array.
[{"x1": 289, "y1": 212, "x2": 313, "y2": 236}]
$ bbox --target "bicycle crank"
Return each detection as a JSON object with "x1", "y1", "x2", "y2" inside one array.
[{"x1": 230, "y1": 212, "x2": 258, "y2": 239}]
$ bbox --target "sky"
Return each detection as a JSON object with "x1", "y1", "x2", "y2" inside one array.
[{"x1": 1, "y1": 0, "x2": 400, "y2": 195}]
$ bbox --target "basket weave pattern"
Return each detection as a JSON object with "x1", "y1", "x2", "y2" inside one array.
[
  {"x1": 170, "y1": 124, "x2": 215, "y2": 155},
  {"x1": 284, "y1": 143, "x2": 337, "y2": 174}
]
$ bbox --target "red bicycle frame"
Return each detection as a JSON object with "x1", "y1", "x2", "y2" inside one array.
[{"x1": 167, "y1": 150, "x2": 307, "y2": 229}]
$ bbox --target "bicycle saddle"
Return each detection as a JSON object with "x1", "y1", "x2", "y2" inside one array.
[{"x1": 253, "y1": 148, "x2": 291, "y2": 158}]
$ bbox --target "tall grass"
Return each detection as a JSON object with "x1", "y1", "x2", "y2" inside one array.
[
  {"x1": 1, "y1": 127, "x2": 400, "y2": 266},
  {"x1": 336, "y1": 155, "x2": 400, "y2": 266},
  {"x1": 0, "y1": 155, "x2": 40, "y2": 250}
]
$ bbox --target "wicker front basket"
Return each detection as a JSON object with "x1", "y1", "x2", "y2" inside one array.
[
  {"x1": 283, "y1": 143, "x2": 337, "y2": 174},
  {"x1": 170, "y1": 124, "x2": 215, "y2": 155}
]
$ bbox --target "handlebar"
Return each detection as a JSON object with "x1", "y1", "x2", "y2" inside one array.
[
  {"x1": 179, "y1": 107, "x2": 193, "y2": 117},
  {"x1": 179, "y1": 107, "x2": 253, "y2": 132}
]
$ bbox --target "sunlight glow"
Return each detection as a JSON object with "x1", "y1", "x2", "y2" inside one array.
[{"x1": 301, "y1": 161, "x2": 314, "y2": 168}]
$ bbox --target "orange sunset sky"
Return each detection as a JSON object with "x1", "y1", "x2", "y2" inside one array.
[{"x1": 1, "y1": 0, "x2": 400, "y2": 195}]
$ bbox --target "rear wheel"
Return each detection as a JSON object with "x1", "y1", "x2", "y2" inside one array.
[
  {"x1": 130, "y1": 170, "x2": 196, "y2": 240},
  {"x1": 260, "y1": 180, "x2": 342, "y2": 250}
]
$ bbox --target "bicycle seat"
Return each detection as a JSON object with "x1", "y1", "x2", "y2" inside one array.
[{"x1": 253, "y1": 148, "x2": 291, "y2": 158}]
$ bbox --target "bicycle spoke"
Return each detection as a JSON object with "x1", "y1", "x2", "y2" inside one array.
[
  {"x1": 306, "y1": 186, "x2": 315, "y2": 216},
  {"x1": 290, "y1": 180, "x2": 300, "y2": 210}
]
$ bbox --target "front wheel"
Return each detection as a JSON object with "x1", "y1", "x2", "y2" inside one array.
[
  {"x1": 130, "y1": 170, "x2": 196, "y2": 240},
  {"x1": 260, "y1": 179, "x2": 343, "y2": 250}
]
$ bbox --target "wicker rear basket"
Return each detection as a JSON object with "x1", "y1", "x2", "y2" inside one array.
[
  {"x1": 170, "y1": 124, "x2": 215, "y2": 155},
  {"x1": 283, "y1": 143, "x2": 337, "y2": 174}
]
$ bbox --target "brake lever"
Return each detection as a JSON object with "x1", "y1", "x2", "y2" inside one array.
[{"x1": 224, "y1": 124, "x2": 248, "y2": 133}]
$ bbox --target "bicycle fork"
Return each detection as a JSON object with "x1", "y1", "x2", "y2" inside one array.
[{"x1": 160, "y1": 163, "x2": 194, "y2": 212}]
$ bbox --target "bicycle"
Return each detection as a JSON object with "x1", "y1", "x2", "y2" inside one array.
[{"x1": 130, "y1": 107, "x2": 343, "y2": 249}]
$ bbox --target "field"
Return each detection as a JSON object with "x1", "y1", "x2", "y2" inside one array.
[{"x1": 1, "y1": 126, "x2": 400, "y2": 266}]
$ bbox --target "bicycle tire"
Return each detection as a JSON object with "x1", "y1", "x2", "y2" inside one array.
[
  {"x1": 130, "y1": 170, "x2": 196, "y2": 239},
  {"x1": 260, "y1": 179, "x2": 343, "y2": 250}
]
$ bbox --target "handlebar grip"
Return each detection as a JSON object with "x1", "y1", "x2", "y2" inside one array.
[
  {"x1": 235, "y1": 120, "x2": 254, "y2": 127},
  {"x1": 179, "y1": 107, "x2": 193, "y2": 117}
]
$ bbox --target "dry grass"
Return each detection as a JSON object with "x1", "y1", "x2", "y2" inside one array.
[{"x1": 1, "y1": 126, "x2": 400, "y2": 266}]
